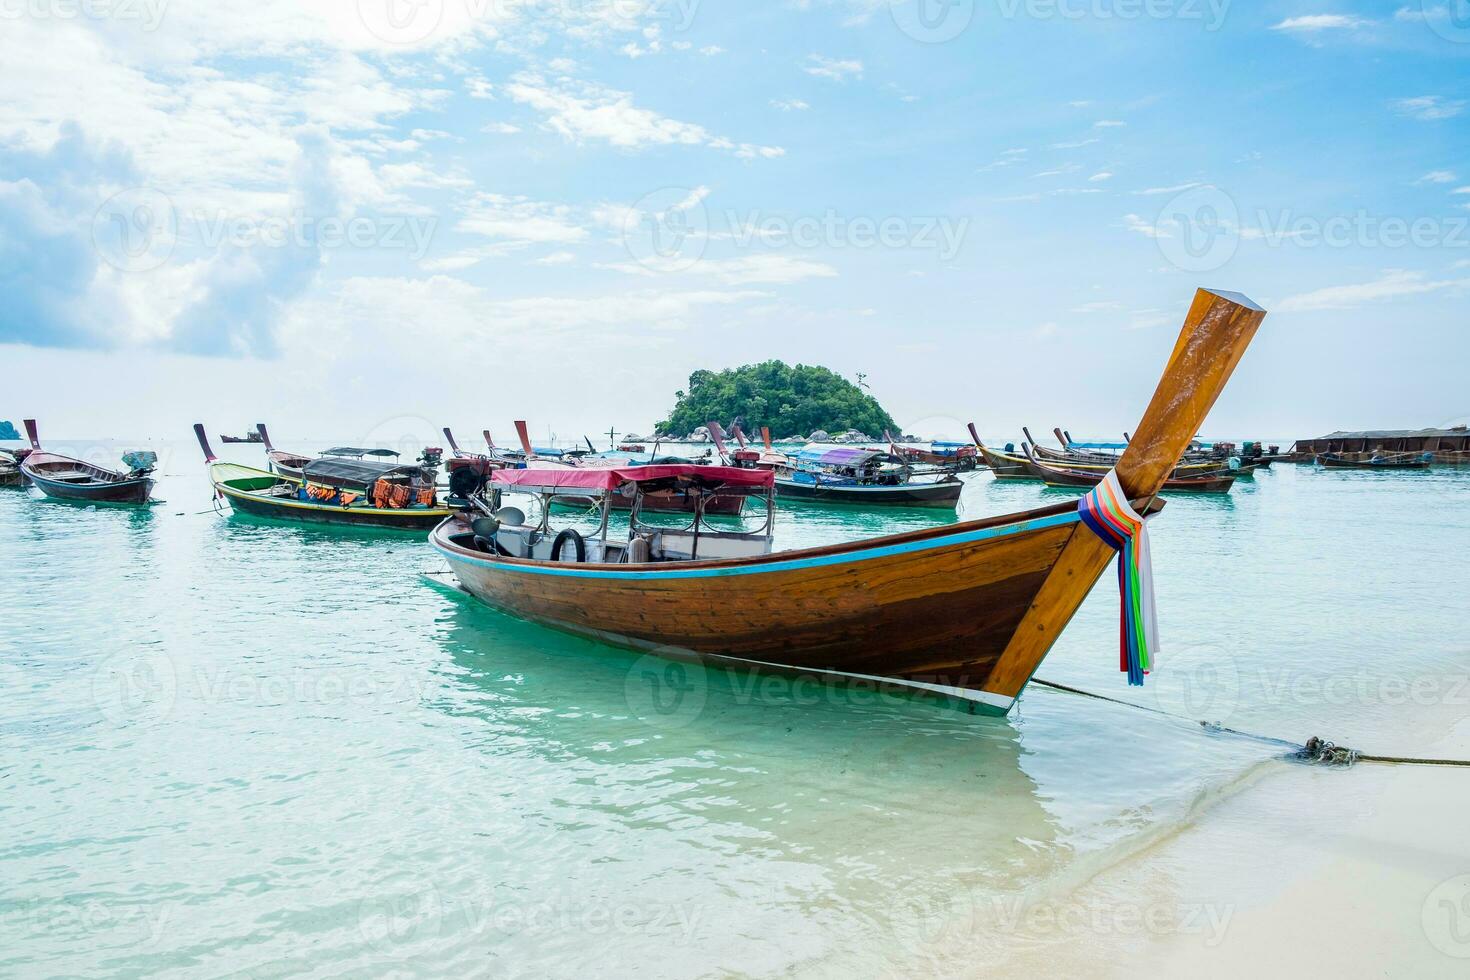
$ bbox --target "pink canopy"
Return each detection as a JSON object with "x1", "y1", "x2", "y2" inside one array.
[{"x1": 489, "y1": 464, "x2": 774, "y2": 492}]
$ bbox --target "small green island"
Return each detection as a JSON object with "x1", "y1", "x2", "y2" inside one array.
[
  {"x1": 657, "y1": 361, "x2": 897, "y2": 441},
  {"x1": 0, "y1": 421, "x2": 19, "y2": 441}
]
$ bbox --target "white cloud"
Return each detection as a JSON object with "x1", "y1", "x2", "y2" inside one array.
[
  {"x1": 1122, "y1": 213, "x2": 1168, "y2": 238},
  {"x1": 1093, "y1": 119, "x2": 1126, "y2": 128},
  {"x1": 804, "y1": 55, "x2": 864, "y2": 82},
  {"x1": 1089, "y1": 171, "x2": 1114, "y2": 182},
  {"x1": 482, "y1": 122, "x2": 522, "y2": 134},
  {"x1": 1417, "y1": 170, "x2": 1458, "y2": 184},
  {"x1": 600, "y1": 254, "x2": 838, "y2": 285},
  {"x1": 534, "y1": 251, "x2": 577, "y2": 266},
  {"x1": 771, "y1": 98, "x2": 810, "y2": 112},
  {"x1": 379, "y1": 163, "x2": 473, "y2": 190},
  {"x1": 1270, "y1": 14, "x2": 1368, "y2": 32},
  {"x1": 1277, "y1": 270, "x2": 1470, "y2": 312},
  {"x1": 1132, "y1": 182, "x2": 1202, "y2": 195},
  {"x1": 1052, "y1": 138, "x2": 1100, "y2": 149},
  {"x1": 1033, "y1": 164, "x2": 1081, "y2": 178},
  {"x1": 504, "y1": 72, "x2": 783, "y2": 158},
  {"x1": 455, "y1": 193, "x2": 588, "y2": 245},
  {"x1": 701, "y1": 45, "x2": 725, "y2": 56},
  {"x1": 1391, "y1": 96, "x2": 1466, "y2": 121}
]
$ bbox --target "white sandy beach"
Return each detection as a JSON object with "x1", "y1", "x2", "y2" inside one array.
[{"x1": 986, "y1": 717, "x2": 1470, "y2": 978}]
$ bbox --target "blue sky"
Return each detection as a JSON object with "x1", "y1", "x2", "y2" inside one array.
[{"x1": 2, "y1": 1, "x2": 1467, "y2": 444}]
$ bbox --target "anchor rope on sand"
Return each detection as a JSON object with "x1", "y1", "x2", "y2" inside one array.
[{"x1": 1031, "y1": 678, "x2": 1470, "y2": 768}]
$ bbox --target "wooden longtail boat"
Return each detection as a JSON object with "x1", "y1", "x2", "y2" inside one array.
[
  {"x1": 880, "y1": 431, "x2": 978, "y2": 470},
  {"x1": 256, "y1": 424, "x2": 312, "y2": 479},
  {"x1": 196, "y1": 425, "x2": 451, "y2": 529},
  {"x1": 1318, "y1": 452, "x2": 1432, "y2": 470},
  {"x1": 1027, "y1": 429, "x2": 1247, "y2": 477},
  {"x1": 432, "y1": 289, "x2": 1267, "y2": 714},
  {"x1": 1021, "y1": 444, "x2": 1236, "y2": 493},
  {"x1": 774, "y1": 442, "x2": 964, "y2": 509},
  {"x1": 19, "y1": 421, "x2": 156, "y2": 504},
  {"x1": 0, "y1": 450, "x2": 25, "y2": 488},
  {"x1": 967, "y1": 425, "x2": 1032, "y2": 479}
]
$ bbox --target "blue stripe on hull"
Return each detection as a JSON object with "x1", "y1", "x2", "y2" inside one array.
[{"x1": 432, "y1": 510, "x2": 1080, "y2": 580}]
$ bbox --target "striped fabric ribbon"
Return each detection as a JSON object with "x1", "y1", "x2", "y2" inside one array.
[{"x1": 1077, "y1": 470, "x2": 1159, "y2": 686}]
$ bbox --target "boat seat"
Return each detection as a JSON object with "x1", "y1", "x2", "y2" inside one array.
[{"x1": 46, "y1": 470, "x2": 100, "y2": 483}]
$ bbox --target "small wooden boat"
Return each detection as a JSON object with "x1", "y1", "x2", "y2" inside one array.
[
  {"x1": 878, "y1": 431, "x2": 978, "y2": 470},
  {"x1": 1028, "y1": 428, "x2": 1251, "y2": 476},
  {"x1": 19, "y1": 421, "x2": 156, "y2": 504},
  {"x1": 617, "y1": 444, "x2": 646, "y2": 453},
  {"x1": 1318, "y1": 452, "x2": 1432, "y2": 470},
  {"x1": 256, "y1": 424, "x2": 312, "y2": 479},
  {"x1": 196, "y1": 425, "x2": 450, "y2": 529},
  {"x1": 1022, "y1": 444, "x2": 1235, "y2": 493},
  {"x1": 432, "y1": 288, "x2": 1268, "y2": 714},
  {"x1": 967, "y1": 425, "x2": 1032, "y2": 479},
  {"x1": 0, "y1": 450, "x2": 25, "y2": 487},
  {"x1": 771, "y1": 436, "x2": 964, "y2": 509}
]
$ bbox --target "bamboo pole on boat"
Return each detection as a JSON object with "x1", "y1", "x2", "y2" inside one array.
[{"x1": 983, "y1": 288, "x2": 1266, "y2": 699}]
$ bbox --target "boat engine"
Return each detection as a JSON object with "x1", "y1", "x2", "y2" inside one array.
[{"x1": 121, "y1": 451, "x2": 158, "y2": 476}]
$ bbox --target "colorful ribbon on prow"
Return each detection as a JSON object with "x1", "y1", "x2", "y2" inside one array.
[{"x1": 1077, "y1": 470, "x2": 1159, "y2": 686}]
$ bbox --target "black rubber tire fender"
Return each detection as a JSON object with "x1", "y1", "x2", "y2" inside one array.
[{"x1": 550, "y1": 528, "x2": 586, "y2": 563}]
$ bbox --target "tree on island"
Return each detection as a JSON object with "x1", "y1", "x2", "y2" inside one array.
[
  {"x1": 0, "y1": 421, "x2": 19, "y2": 441},
  {"x1": 657, "y1": 362, "x2": 898, "y2": 440}
]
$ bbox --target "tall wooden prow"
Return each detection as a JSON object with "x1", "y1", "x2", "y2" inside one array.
[{"x1": 983, "y1": 288, "x2": 1267, "y2": 701}]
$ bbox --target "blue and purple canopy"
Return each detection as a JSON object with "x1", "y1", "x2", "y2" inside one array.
[{"x1": 795, "y1": 444, "x2": 884, "y2": 467}]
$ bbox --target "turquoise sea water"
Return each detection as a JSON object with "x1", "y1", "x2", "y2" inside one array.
[{"x1": 2, "y1": 439, "x2": 1468, "y2": 977}]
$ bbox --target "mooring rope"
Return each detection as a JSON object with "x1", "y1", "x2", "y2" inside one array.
[{"x1": 1031, "y1": 678, "x2": 1470, "y2": 768}]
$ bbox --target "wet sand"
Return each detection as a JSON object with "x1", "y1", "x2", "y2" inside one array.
[{"x1": 986, "y1": 718, "x2": 1470, "y2": 978}]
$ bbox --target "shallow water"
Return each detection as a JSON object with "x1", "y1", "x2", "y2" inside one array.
[{"x1": 2, "y1": 440, "x2": 1467, "y2": 977}]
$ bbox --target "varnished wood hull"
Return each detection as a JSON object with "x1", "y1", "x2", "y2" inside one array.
[
  {"x1": 433, "y1": 502, "x2": 1094, "y2": 713},
  {"x1": 974, "y1": 445, "x2": 1033, "y2": 479},
  {"x1": 774, "y1": 477, "x2": 963, "y2": 508},
  {"x1": 1021, "y1": 455, "x2": 1234, "y2": 493}
]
